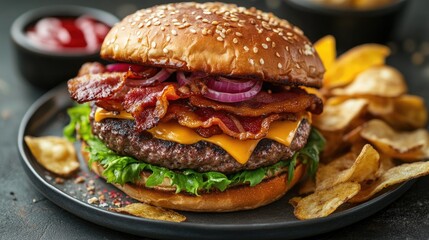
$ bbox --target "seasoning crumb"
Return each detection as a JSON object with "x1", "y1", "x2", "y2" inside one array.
[
  {"x1": 32, "y1": 198, "x2": 36, "y2": 203},
  {"x1": 55, "y1": 177, "x2": 65, "y2": 184},
  {"x1": 87, "y1": 197, "x2": 99, "y2": 204},
  {"x1": 74, "y1": 176, "x2": 85, "y2": 184}
]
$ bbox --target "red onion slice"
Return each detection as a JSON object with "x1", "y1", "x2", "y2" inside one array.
[
  {"x1": 177, "y1": 71, "x2": 191, "y2": 86},
  {"x1": 204, "y1": 81, "x2": 262, "y2": 103},
  {"x1": 207, "y1": 77, "x2": 257, "y2": 93},
  {"x1": 106, "y1": 63, "x2": 147, "y2": 73},
  {"x1": 126, "y1": 68, "x2": 174, "y2": 87}
]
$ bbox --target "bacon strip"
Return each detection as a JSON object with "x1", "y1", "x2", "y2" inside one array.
[
  {"x1": 68, "y1": 72, "x2": 127, "y2": 103},
  {"x1": 162, "y1": 103, "x2": 298, "y2": 140},
  {"x1": 124, "y1": 83, "x2": 181, "y2": 131},
  {"x1": 189, "y1": 88, "x2": 323, "y2": 116},
  {"x1": 68, "y1": 63, "x2": 321, "y2": 139}
]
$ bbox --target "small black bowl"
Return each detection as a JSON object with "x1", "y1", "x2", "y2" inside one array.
[
  {"x1": 282, "y1": 0, "x2": 409, "y2": 51},
  {"x1": 11, "y1": 5, "x2": 119, "y2": 89}
]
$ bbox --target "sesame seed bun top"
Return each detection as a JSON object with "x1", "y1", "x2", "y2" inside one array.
[{"x1": 101, "y1": 2, "x2": 324, "y2": 88}]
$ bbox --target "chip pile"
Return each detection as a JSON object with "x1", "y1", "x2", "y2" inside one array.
[{"x1": 290, "y1": 36, "x2": 429, "y2": 220}]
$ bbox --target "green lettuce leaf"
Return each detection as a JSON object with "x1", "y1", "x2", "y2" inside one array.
[{"x1": 64, "y1": 104, "x2": 325, "y2": 195}]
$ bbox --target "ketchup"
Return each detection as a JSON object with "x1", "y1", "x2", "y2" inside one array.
[{"x1": 26, "y1": 16, "x2": 110, "y2": 52}]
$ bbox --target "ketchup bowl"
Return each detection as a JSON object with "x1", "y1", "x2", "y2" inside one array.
[{"x1": 11, "y1": 5, "x2": 119, "y2": 89}]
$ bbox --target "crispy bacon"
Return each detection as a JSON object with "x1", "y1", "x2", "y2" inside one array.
[
  {"x1": 68, "y1": 63, "x2": 322, "y2": 139},
  {"x1": 68, "y1": 72, "x2": 127, "y2": 103},
  {"x1": 189, "y1": 88, "x2": 323, "y2": 116},
  {"x1": 162, "y1": 103, "x2": 298, "y2": 140},
  {"x1": 123, "y1": 83, "x2": 181, "y2": 131}
]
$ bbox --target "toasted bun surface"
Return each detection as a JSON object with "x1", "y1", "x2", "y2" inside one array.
[
  {"x1": 101, "y1": 2, "x2": 324, "y2": 88},
  {"x1": 82, "y1": 146, "x2": 304, "y2": 212}
]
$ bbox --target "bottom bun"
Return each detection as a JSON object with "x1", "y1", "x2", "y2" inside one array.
[{"x1": 81, "y1": 145, "x2": 304, "y2": 212}]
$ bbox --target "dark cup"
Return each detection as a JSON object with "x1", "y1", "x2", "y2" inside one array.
[
  {"x1": 11, "y1": 5, "x2": 119, "y2": 89},
  {"x1": 282, "y1": 0, "x2": 409, "y2": 51}
]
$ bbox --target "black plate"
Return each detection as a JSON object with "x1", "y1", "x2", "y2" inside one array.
[{"x1": 18, "y1": 84, "x2": 415, "y2": 240}]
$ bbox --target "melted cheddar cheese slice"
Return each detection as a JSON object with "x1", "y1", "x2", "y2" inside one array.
[{"x1": 95, "y1": 108, "x2": 308, "y2": 164}]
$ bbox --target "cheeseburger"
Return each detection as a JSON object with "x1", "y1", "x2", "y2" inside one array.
[{"x1": 65, "y1": 2, "x2": 325, "y2": 212}]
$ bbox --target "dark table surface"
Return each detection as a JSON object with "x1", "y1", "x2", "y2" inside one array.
[{"x1": 2, "y1": 0, "x2": 429, "y2": 239}]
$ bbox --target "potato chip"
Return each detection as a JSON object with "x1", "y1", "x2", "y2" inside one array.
[
  {"x1": 350, "y1": 161, "x2": 429, "y2": 203},
  {"x1": 323, "y1": 44, "x2": 390, "y2": 88},
  {"x1": 366, "y1": 96, "x2": 395, "y2": 116},
  {"x1": 110, "y1": 203, "x2": 186, "y2": 222},
  {"x1": 288, "y1": 197, "x2": 302, "y2": 208},
  {"x1": 381, "y1": 95, "x2": 428, "y2": 130},
  {"x1": 360, "y1": 119, "x2": 429, "y2": 161},
  {"x1": 331, "y1": 66, "x2": 407, "y2": 97},
  {"x1": 343, "y1": 126, "x2": 363, "y2": 144},
  {"x1": 376, "y1": 155, "x2": 396, "y2": 178},
  {"x1": 294, "y1": 182, "x2": 361, "y2": 220},
  {"x1": 313, "y1": 99, "x2": 368, "y2": 132},
  {"x1": 25, "y1": 136, "x2": 79, "y2": 176},
  {"x1": 316, "y1": 145, "x2": 379, "y2": 190},
  {"x1": 314, "y1": 35, "x2": 336, "y2": 71}
]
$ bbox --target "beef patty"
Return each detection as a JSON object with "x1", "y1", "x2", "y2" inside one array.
[{"x1": 91, "y1": 111, "x2": 310, "y2": 173}]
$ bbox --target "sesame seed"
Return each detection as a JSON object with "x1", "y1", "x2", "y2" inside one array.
[
  {"x1": 208, "y1": 29, "x2": 213, "y2": 34},
  {"x1": 266, "y1": 37, "x2": 271, "y2": 42},
  {"x1": 262, "y1": 43, "x2": 268, "y2": 49},
  {"x1": 190, "y1": 28, "x2": 197, "y2": 33},
  {"x1": 173, "y1": 22, "x2": 181, "y2": 26},
  {"x1": 287, "y1": 32, "x2": 294, "y2": 37},
  {"x1": 285, "y1": 46, "x2": 289, "y2": 51},
  {"x1": 196, "y1": 15, "x2": 202, "y2": 20},
  {"x1": 161, "y1": 26, "x2": 166, "y2": 31},
  {"x1": 224, "y1": 23, "x2": 231, "y2": 27},
  {"x1": 217, "y1": 36, "x2": 224, "y2": 42},
  {"x1": 202, "y1": 18, "x2": 210, "y2": 23},
  {"x1": 260, "y1": 58, "x2": 265, "y2": 65},
  {"x1": 303, "y1": 44, "x2": 314, "y2": 56},
  {"x1": 296, "y1": 63, "x2": 301, "y2": 69},
  {"x1": 235, "y1": 32, "x2": 243, "y2": 37},
  {"x1": 145, "y1": 21, "x2": 151, "y2": 27},
  {"x1": 166, "y1": 35, "x2": 171, "y2": 41},
  {"x1": 249, "y1": 58, "x2": 254, "y2": 65},
  {"x1": 272, "y1": 42, "x2": 276, "y2": 48},
  {"x1": 244, "y1": 46, "x2": 249, "y2": 52},
  {"x1": 172, "y1": 18, "x2": 178, "y2": 23},
  {"x1": 226, "y1": 29, "x2": 232, "y2": 34},
  {"x1": 278, "y1": 63, "x2": 282, "y2": 69},
  {"x1": 203, "y1": 11, "x2": 212, "y2": 15},
  {"x1": 151, "y1": 42, "x2": 157, "y2": 48},
  {"x1": 212, "y1": 21, "x2": 219, "y2": 25},
  {"x1": 171, "y1": 29, "x2": 178, "y2": 36},
  {"x1": 163, "y1": 48, "x2": 169, "y2": 53},
  {"x1": 219, "y1": 32, "x2": 225, "y2": 38},
  {"x1": 137, "y1": 22, "x2": 144, "y2": 28},
  {"x1": 253, "y1": 47, "x2": 258, "y2": 53},
  {"x1": 233, "y1": 38, "x2": 238, "y2": 44},
  {"x1": 154, "y1": 21, "x2": 161, "y2": 26},
  {"x1": 202, "y1": 28, "x2": 208, "y2": 35},
  {"x1": 276, "y1": 52, "x2": 281, "y2": 57}
]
